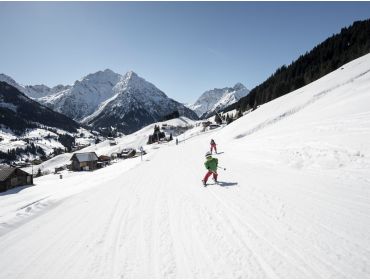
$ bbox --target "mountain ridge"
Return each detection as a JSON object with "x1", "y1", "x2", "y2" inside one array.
[
  {"x1": 1, "y1": 70, "x2": 199, "y2": 134},
  {"x1": 188, "y1": 83, "x2": 250, "y2": 118},
  {"x1": 0, "y1": 81, "x2": 79, "y2": 135}
]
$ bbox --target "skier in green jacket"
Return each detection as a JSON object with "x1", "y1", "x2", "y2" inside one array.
[{"x1": 202, "y1": 151, "x2": 218, "y2": 186}]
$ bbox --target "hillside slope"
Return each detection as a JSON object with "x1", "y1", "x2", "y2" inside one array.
[
  {"x1": 0, "y1": 82, "x2": 79, "y2": 135},
  {"x1": 0, "y1": 54, "x2": 369, "y2": 278}
]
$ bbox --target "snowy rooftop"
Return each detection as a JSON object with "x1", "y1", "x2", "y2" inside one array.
[{"x1": 71, "y1": 152, "x2": 98, "y2": 162}]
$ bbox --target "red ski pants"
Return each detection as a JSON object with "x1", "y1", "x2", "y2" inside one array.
[
  {"x1": 210, "y1": 144, "x2": 217, "y2": 154},
  {"x1": 203, "y1": 170, "x2": 218, "y2": 183}
]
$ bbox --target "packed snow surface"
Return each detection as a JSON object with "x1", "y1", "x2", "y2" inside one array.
[{"x1": 1, "y1": 54, "x2": 370, "y2": 278}]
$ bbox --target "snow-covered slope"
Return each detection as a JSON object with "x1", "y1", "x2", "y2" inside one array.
[
  {"x1": 25, "y1": 84, "x2": 71, "y2": 99},
  {"x1": 0, "y1": 127, "x2": 97, "y2": 163},
  {"x1": 0, "y1": 81, "x2": 90, "y2": 162},
  {"x1": 189, "y1": 83, "x2": 249, "y2": 118},
  {"x1": 0, "y1": 54, "x2": 370, "y2": 278},
  {"x1": 18, "y1": 116, "x2": 197, "y2": 174}
]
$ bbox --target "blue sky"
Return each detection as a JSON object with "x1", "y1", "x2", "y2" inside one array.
[{"x1": 0, "y1": 2, "x2": 370, "y2": 104}]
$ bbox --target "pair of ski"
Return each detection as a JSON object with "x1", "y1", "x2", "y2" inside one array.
[{"x1": 202, "y1": 180, "x2": 219, "y2": 187}]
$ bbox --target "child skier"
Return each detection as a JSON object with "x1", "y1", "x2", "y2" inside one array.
[
  {"x1": 210, "y1": 139, "x2": 217, "y2": 154},
  {"x1": 202, "y1": 151, "x2": 218, "y2": 186}
]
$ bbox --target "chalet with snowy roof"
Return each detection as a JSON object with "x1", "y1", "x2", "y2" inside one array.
[
  {"x1": 98, "y1": 155, "x2": 111, "y2": 162},
  {"x1": 70, "y1": 152, "x2": 98, "y2": 171},
  {"x1": 0, "y1": 167, "x2": 33, "y2": 192},
  {"x1": 97, "y1": 155, "x2": 111, "y2": 168}
]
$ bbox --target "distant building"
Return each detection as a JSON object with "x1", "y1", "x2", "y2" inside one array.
[
  {"x1": 120, "y1": 148, "x2": 136, "y2": 159},
  {"x1": 98, "y1": 155, "x2": 111, "y2": 162},
  {"x1": 70, "y1": 152, "x2": 98, "y2": 171},
  {"x1": 202, "y1": 121, "x2": 212, "y2": 127},
  {"x1": 97, "y1": 155, "x2": 111, "y2": 168},
  {"x1": 0, "y1": 167, "x2": 33, "y2": 192},
  {"x1": 109, "y1": 140, "x2": 117, "y2": 146},
  {"x1": 209, "y1": 124, "x2": 221, "y2": 130},
  {"x1": 110, "y1": 153, "x2": 119, "y2": 159}
]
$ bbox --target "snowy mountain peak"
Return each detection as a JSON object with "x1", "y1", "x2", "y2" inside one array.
[
  {"x1": 103, "y1": 68, "x2": 115, "y2": 74},
  {"x1": 113, "y1": 71, "x2": 159, "y2": 96},
  {"x1": 121, "y1": 71, "x2": 142, "y2": 86},
  {"x1": 0, "y1": 74, "x2": 25, "y2": 92},
  {"x1": 41, "y1": 70, "x2": 123, "y2": 121},
  {"x1": 125, "y1": 70, "x2": 138, "y2": 78},
  {"x1": 25, "y1": 84, "x2": 51, "y2": 99},
  {"x1": 1, "y1": 70, "x2": 198, "y2": 133},
  {"x1": 77, "y1": 69, "x2": 121, "y2": 85},
  {"x1": 51, "y1": 84, "x2": 71, "y2": 93},
  {"x1": 233, "y1": 82, "x2": 246, "y2": 90},
  {"x1": 188, "y1": 82, "x2": 250, "y2": 118},
  {"x1": 0, "y1": 74, "x2": 17, "y2": 86},
  {"x1": 84, "y1": 71, "x2": 198, "y2": 133},
  {"x1": 0, "y1": 74, "x2": 69, "y2": 99}
]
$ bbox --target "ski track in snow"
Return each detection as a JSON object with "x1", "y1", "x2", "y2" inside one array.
[
  {"x1": 2, "y1": 142, "x2": 367, "y2": 278},
  {"x1": 1, "y1": 55, "x2": 370, "y2": 278}
]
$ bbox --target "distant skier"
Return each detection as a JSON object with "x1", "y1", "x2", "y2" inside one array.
[
  {"x1": 139, "y1": 146, "x2": 144, "y2": 161},
  {"x1": 202, "y1": 151, "x2": 218, "y2": 186},
  {"x1": 210, "y1": 139, "x2": 217, "y2": 154},
  {"x1": 176, "y1": 138, "x2": 179, "y2": 145}
]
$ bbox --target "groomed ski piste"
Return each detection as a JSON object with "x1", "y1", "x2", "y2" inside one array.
[{"x1": 1, "y1": 54, "x2": 370, "y2": 278}]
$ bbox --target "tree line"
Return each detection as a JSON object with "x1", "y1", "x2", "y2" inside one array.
[
  {"x1": 0, "y1": 143, "x2": 46, "y2": 162},
  {"x1": 224, "y1": 19, "x2": 370, "y2": 114}
]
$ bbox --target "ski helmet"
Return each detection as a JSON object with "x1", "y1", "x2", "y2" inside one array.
[{"x1": 205, "y1": 151, "x2": 212, "y2": 158}]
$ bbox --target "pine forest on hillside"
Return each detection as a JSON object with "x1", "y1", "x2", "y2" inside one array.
[{"x1": 226, "y1": 19, "x2": 370, "y2": 114}]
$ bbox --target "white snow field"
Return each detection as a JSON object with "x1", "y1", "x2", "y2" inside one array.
[{"x1": 1, "y1": 54, "x2": 370, "y2": 278}]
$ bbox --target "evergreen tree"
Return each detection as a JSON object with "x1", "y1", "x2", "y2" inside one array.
[
  {"x1": 226, "y1": 114, "x2": 233, "y2": 124},
  {"x1": 214, "y1": 113, "x2": 222, "y2": 124},
  {"x1": 58, "y1": 134, "x2": 75, "y2": 152},
  {"x1": 253, "y1": 98, "x2": 258, "y2": 111},
  {"x1": 236, "y1": 108, "x2": 243, "y2": 119}
]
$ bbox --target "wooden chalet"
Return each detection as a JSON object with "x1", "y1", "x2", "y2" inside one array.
[
  {"x1": 98, "y1": 155, "x2": 111, "y2": 162},
  {"x1": 70, "y1": 152, "x2": 99, "y2": 171},
  {"x1": 120, "y1": 148, "x2": 136, "y2": 159},
  {"x1": 97, "y1": 155, "x2": 111, "y2": 168},
  {"x1": 202, "y1": 121, "x2": 212, "y2": 127},
  {"x1": 0, "y1": 167, "x2": 33, "y2": 192}
]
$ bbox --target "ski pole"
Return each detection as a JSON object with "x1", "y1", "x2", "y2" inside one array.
[{"x1": 218, "y1": 166, "x2": 226, "y2": 171}]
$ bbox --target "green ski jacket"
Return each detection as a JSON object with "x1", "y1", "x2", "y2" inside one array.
[{"x1": 204, "y1": 157, "x2": 218, "y2": 172}]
